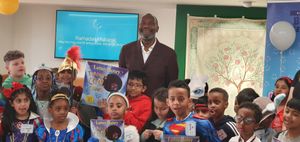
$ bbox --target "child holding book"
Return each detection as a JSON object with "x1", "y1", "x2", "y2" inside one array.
[
  {"x1": 1, "y1": 82, "x2": 42, "y2": 142},
  {"x1": 141, "y1": 87, "x2": 174, "y2": 142},
  {"x1": 35, "y1": 88, "x2": 84, "y2": 142},
  {"x1": 89, "y1": 92, "x2": 139, "y2": 142},
  {"x1": 103, "y1": 70, "x2": 152, "y2": 133},
  {"x1": 163, "y1": 80, "x2": 221, "y2": 142}
]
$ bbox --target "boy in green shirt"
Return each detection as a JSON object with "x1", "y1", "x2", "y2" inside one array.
[{"x1": 0, "y1": 50, "x2": 32, "y2": 106}]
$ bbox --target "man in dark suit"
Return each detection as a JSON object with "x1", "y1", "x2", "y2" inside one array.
[{"x1": 119, "y1": 13, "x2": 178, "y2": 96}]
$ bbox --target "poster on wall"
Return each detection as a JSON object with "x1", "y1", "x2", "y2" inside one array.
[
  {"x1": 81, "y1": 61, "x2": 128, "y2": 107},
  {"x1": 185, "y1": 16, "x2": 266, "y2": 115},
  {"x1": 263, "y1": 2, "x2": 300, "y2": 96}
]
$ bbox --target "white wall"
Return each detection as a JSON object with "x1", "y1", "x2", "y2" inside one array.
[
  {"x1": 0, "y1": 15, "x2": 13, "y2": 74},
  {"x1": 0, "y1": 3, "x2": 176, "y2": 77}
]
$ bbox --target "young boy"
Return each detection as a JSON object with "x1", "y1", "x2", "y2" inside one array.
[
  {"x1": 103, "y1": 70, "x2": 152, "y2": 133},
  {"x1": 2, "y1": 50, "x2": 31, "y2": 88},
  {"x1": 277, "y1": 97, "x2": 300, "y2": 142},
  {"x1": 0, "y1": 50, "x2": 31, "y2": 107},
  {"x1": 194, "y1": 95, "x2": 210, "y2": 119},
  {"x1": 208, "y1": 87, "x2": 239, "y2": 142},
  {"x1": 229, "y1": 102, "x2": 262, "y2": 142},
  {"x1": 124, "y1": 70, "x2": 152, "y2": 133},
  {"x1": 234, "y1": 88, "x2": 259, "y2": 113},
  {"x1": 164, "y1": 80, "x2": 221, "y2": 142}
]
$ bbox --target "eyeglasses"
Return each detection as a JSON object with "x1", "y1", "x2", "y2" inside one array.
[
  {"x1": 127, "y1": 83, "x2": 143, "y2": 88},
  {"x1": 235, "y1": 115, "x2": 256, "y2": 125}
]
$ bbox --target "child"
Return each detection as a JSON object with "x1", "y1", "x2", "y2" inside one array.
[
  {"x1": 141, "y1": 87, "x2": 174, "y2": 142},
  {"x1": 31, "y1": 64, "x2": 55, "y2": 118},
  {"x1": 2, "y1": 50, "x2": 32, "y2": 88},
  {"x1": 0, "y1": 50, "x2": 32, "y2": 107},
  {"x1": 277, "y1": 97, "x2": 300, "y2": 141},
  {"x1": 125, "y1": 70, "x2": 152, "y2": 133},
  {"x1": 35, "y1": 88, "x2": 84, "y2": 141},
  {"x1": 194, "y1": 95, "x2": 210, "y2": 119},
  {"x1": 1, "y1": 82, "x2": 42, "y2": 142},
  {"x1": 229, "y1": 102, "x2": 262, "y2": 142},
  {"x1": 234, "y1": 88, "x2": 259, "y2": 113},
  {"x1": 89, "y1": 92, "x2": 139, "y2": 142},
  {"x1": 208, "y1": 87, "x2": 239, "y2": 142},
  {"x1": 164, "y1": 80, "x2": 221, "y2": 142},
  {"x1": 253, "y1": 97, "x2": 276, "y2": 142},
  {"x1": 57, "y1": 46, "x2": 97, "y2": 139},
  {"x1": 271, "y1": 77, "x2": 292, "y2": 133},
  {"x1": 102, "y1": 70, "x2": 152, "y2": 133}
]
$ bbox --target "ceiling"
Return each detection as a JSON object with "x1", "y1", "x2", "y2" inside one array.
[{"x1": 20, "y1": 0, "x2": 269, "y2": 8}]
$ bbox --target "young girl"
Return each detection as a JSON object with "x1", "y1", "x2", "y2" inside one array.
[
  {"x1": 35, "y1": 88, "x2": 84, "y2": 142},
  {"x1": 270, "y1": 77, "x2": 292, "y2": 133},
  {"x1": 1, "y1": 82, "x2": 42, "y2": 142},
  {"x1": 141, "y1": 88, "x2": 174, "y2": 142},
  {"x1": 32, "y1": 64, "x2": 56, "y2": 118},
  {"x1": 90, "y1": 92, "x2": 139, "y2": 142}
]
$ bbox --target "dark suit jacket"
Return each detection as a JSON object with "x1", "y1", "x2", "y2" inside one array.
[{"x1": 119, "y1": 39, "x2": 178, "y2": 96}]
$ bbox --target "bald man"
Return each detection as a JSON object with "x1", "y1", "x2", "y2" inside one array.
[{"x1": 119, "y1": 13, "x2": 178, "y2": 96}]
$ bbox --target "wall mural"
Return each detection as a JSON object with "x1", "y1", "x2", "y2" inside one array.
[{"x1": 186, "y1": 16, "x2": 266, "y2": 115}]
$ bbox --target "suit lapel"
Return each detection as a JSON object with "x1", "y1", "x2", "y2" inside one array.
[{"x1": 135, "y1": 40, "x2": 145, "y2": 67}]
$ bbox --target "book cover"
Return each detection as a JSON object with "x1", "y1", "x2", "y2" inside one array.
[
  {"x1": 163, "y1": 135, "x2": 199, "y2": 142},
  {"x1": 90, "y1": 119, "x2": 124, "y2": 142},
  {"x1": 81, "y1": 61, "x2": 128, "y2": 106}
]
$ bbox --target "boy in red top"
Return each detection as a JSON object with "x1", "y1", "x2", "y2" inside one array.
[
  {"x1": 102, "y1": 70, "x2": 152, "y2": 133},
  {"x1": 124, "y1": 70, "x2": 152, "y2": 133}
]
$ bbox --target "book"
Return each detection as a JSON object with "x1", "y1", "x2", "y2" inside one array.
[
  {"x1": 163, "y1": 135, "x2": 199, "y2": 142},
  {"x1": 90, "y1": 119, "x2": 124, "y2": 142},
  {"x1": 81, "y1": 61, "x2": 128, "y2": 107}
]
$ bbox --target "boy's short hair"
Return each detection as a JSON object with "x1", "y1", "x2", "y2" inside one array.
[
  {"x1": 168, "y1": 80, "x2": 190, "y2": 98},
  {"x1": 128, "y1": 70, "x2": 147, "y2": 86},
  {"x1": 236, "y1": 88, "x2": 259, "y2": 105},
  {"x1": 238, "y1": 102, "x2": 262, "y2": 123},
  {"x1": 287, "y1": 98, "x2": 300, "y2": 112},
  {"x1": 153, "y1": 87, "x2": 168, "y2": 102},
  {"x1": 3, "y1": 50, "x2": 24, "y2": 63},
  {"x1": 209, "y1": 87, "x2": 228, "y2": 101}
]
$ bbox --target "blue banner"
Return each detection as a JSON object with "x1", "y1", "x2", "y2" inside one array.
[{"x1": 263, "y1": 3, "x2": 300, "y2": 96}]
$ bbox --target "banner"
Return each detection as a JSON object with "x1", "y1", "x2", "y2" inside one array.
[
  {"x1": 263, "y1": 2, "x2": 300, "y2": 96},
  {"x1": 81, "y1": 61, "x2": 128, "y2": 107}
]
